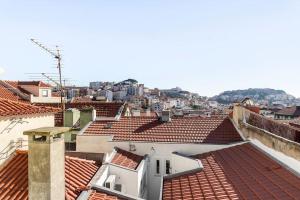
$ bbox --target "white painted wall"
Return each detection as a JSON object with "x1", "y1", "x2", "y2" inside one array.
[
  {"x1": 94, "y1": 151, "x2": 148, "y2": 198},
  {"x1": 30, "y1": 95, "x2": 66, "y2": 103},
  {"x1": 0, "y1": 114, "x2": 55, "y2": 164},
  {"x1": 95, "y1": 165, "x2": 109, "y2": 186},
  {"x1": 136, "y1": 159, "x2": 148, "y2": 198},
  {"x1": 109, "y1": 164, "x2": 139, "y2": 196},
  {"x1": 76, "y1": 135, "x2": 114, "y2": 153},
  {"x1": 76, "y1": 136, "x2": 243, "y2": 200},
  {"x1": 114, "y1": 142, "x2": 243, "y2": 200},
  {"x1": 171, "y1": 153, "x2": 202, "y2": 174}
]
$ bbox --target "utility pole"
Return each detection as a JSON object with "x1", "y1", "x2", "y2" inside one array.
[{"x1": 30, "y1": 39, "x2": 65, "y2": 110}]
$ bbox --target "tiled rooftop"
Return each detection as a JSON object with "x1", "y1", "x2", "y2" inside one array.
[
  {"x1": 88, "y1": 190, "x2": 124, "y2": 200},
  {"x1": 69, "y1": 102, "x2": 123, "y2": 117},
  {"x1": 0, "y1": 80, "x2": 53, "y2": 102},
  {"x1": 12, "y1": 81, "x2": 51, "y2": 87},
  {"x1": 111, "y1": 148, "x2": 143, "y2": 170},
  {"x1": 0, "y1": 98, "x2": 59, "y2": 117},
  {"x1": 71, "y1": 96, "x2": 93, "y2": 103},
  {"x1": 276, "y1": 106, "x2": 300, "y2": 117},
  {"x1": 163, "y1": 143, "x2": 300, "y2": 200},
  {"x1": 33, "y1": 102, "x2": 123, "y2": 118},
  {"x1": 83, "y1": 116, "x2": 242, "y2": 144},
  {"x1": 0, "y1": 81, "x2": 28, "y2": 102},
  {"x1": 0, "y1": 150, "x2": 99, "y2": 200}
]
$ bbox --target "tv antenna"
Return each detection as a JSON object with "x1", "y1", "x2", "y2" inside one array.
[{"x1": 30, "y1": 38, "x2": 65, "y2": 110}]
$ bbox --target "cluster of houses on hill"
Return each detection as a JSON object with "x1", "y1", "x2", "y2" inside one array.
[{"x1": 0, "y1": 80, "x2": 300, "y2": 200}]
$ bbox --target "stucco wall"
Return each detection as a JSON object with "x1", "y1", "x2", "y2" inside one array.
[
  {"x1": 30, "y1": 96, "x2": 64, "y2": 103},
  {"x1": 0, "y1": 114, "x2": 54, "y2": 164},
  {"x1": 171, "y1": 153, "x2": 202, "y2": 174},
  {"x1": 109, "y1": 165, "x2": 139, "y2": 196},
  {"x1": 233, "y1": 105, "x2": 300, "y2": 161},
  {"x1": 76, "y1": 135, "x2": 114, "y2": 153}
]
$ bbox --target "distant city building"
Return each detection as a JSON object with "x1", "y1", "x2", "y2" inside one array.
[
  {"x1": 113, "y1": 90, "x2": 127, "y2": 101},
  {"x1": 98, "y1": 89, "x2": 113, "y2": 102},
  {"x1": 275, "y1": 106, "x2": 300, "y2": 120},
  {"x1": 89, "y1": 81, "x2": 102, "y2": 90}
]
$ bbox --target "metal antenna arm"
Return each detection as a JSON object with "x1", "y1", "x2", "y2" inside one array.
[{"x1": 30, "y1": 38, "x2": 59, "y2": 58}]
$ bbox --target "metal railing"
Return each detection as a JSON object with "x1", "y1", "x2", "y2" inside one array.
[{"x1": 0, "y1": 139, "x2": 28, "y2": 161}]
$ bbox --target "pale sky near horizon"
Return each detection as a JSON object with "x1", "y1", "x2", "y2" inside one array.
[{"x1": 0, "y1": 1, "x2": 300, "y2": 97}]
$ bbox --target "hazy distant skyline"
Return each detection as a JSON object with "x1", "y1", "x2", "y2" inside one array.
[{"x1": 1, "y1": 1, "x2": 300, "y2": 97}]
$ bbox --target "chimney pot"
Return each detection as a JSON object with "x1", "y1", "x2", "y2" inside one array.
[{"x1": 161, "y1": 110, "x2": 171, "y2": 122}]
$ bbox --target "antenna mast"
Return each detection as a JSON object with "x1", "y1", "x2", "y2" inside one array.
[{"x1": 30, "y1": 39, "x2": 65, "y2": 110}]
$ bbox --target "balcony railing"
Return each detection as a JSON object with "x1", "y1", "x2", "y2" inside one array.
[{"x1": 0, "y1": 139, "x2": 28, "y2": 161}]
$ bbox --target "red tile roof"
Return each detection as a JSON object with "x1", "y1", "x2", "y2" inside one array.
[
  {"x1": 0, "y1": 80, "x2": 52, "y2": 102},
  {"x1": 0, "y1": 98, "x2": 59, "y2": 117},
  {"x1": 88, "y1": 190, "x2": 124, "y2": 200},
  {"x1": 71, "y1": 96, "x2": 93, "y2": 103},
  {"x1": 33, "y1": 102, "x2": 124, "y2": 118},
  {"x1": 65, "y1": 156, "x2": 99, "y2": 200},
  {"x1": 111, "y1": 148, "x2": 143, "y2": 170},
  {"x1": 276, "y1": 106, "x2": 300, "y2": 117},
  {"x1": 83, "y1": 116, "x2": 242, "y2": 144},
  {"x1": 0, "y1": 150, "x2": 99, "y2": 200},
  {"x1": 68, "y1": 102, "x2": 123, "y2": 117},
  {"x1": 0, "y1": 81, "x2": 28, "y2": 102},
  {"x1": 163, "y1": 143, "x2": 300, "y2": 200},
  {"x1": 17, "y1": 81, "x2": 52, "y2": 88}
]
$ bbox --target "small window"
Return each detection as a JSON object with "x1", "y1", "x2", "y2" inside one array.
[
  {"x1": 156, "y1": 160, "x2": 160, "y2": 174},
  {"x1": 42, "y1": 90, "x2": 49, "y2": 97},
  {"x1": 166, "y1": 160, "x2": 171, "y2": 174}
]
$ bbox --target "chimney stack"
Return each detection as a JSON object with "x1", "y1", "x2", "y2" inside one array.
[
  {"x1": 24, "y1": 127, "x2": 70, "y2": 200},
  {"x1": 161, "y1": 110, "x2": 171, "y2": 122}
]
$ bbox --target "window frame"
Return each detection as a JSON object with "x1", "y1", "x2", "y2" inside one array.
[
  {"x1": 41, "y1": 89, "x2": 49, "y2": 97},
  {"x1": 155, "y1": 159, "x2": 161, "y2": 175}
]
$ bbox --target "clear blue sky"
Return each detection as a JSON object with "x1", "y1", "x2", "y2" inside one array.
[{"x1": 0, "y1": 1, "x2": 300, "y2": 97}]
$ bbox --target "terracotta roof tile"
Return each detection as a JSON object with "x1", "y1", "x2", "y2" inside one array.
[
  {"x1": 33, "y1": 102, "x2": 123, "y2": 118},
  {"x1": 276, "y1": 106, "x2": 300, "y2": 117},
  {"x1": 0, "y1": 98, "x2": 60, "y2": 117},
  {"x1": 111, "y1": 148, "x2": 143, "y2": 170},
  {"x1": 68, "y1": 102, "x2": 123, "y2": 117},
  {"x1": 83, "y1": 116, "x2": 242, "y2": 144},
  {"x1": 0, "y1": 82, "x2": 28, "y2": 102},
  {"x1": 0, "y1": 150, "x2": 99, "y2": 200},
  {"x1": 17, "y1": 81, "x2": 51, "y2": 87},
  {"x1": 0, "y1": 80, "x2": 53, "y2": 103},
  {"x1": 88, "y1": 190, "x2": 124, "y2": 200},
  {"x1": 162, "y1": 143, "x2": 300, "y2": 200}
]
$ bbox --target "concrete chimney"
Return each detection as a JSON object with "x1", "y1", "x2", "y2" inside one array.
[
  {"x1": 161, "y1": 110, "x2": 171, "y2": 122},
  {"x1": 79, "y1": 107, "x2": 96, "y2": 129},
  {"x1": 24, "y1": 127, "x2": 70, "y2": 200},
  {"x1": 64, "y1": 108, "x2": 80, "y2": 127}
]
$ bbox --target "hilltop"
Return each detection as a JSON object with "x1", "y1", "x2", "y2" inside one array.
[{"x1": 211, "y1": 88, "x2": 298, "y2": 105}]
